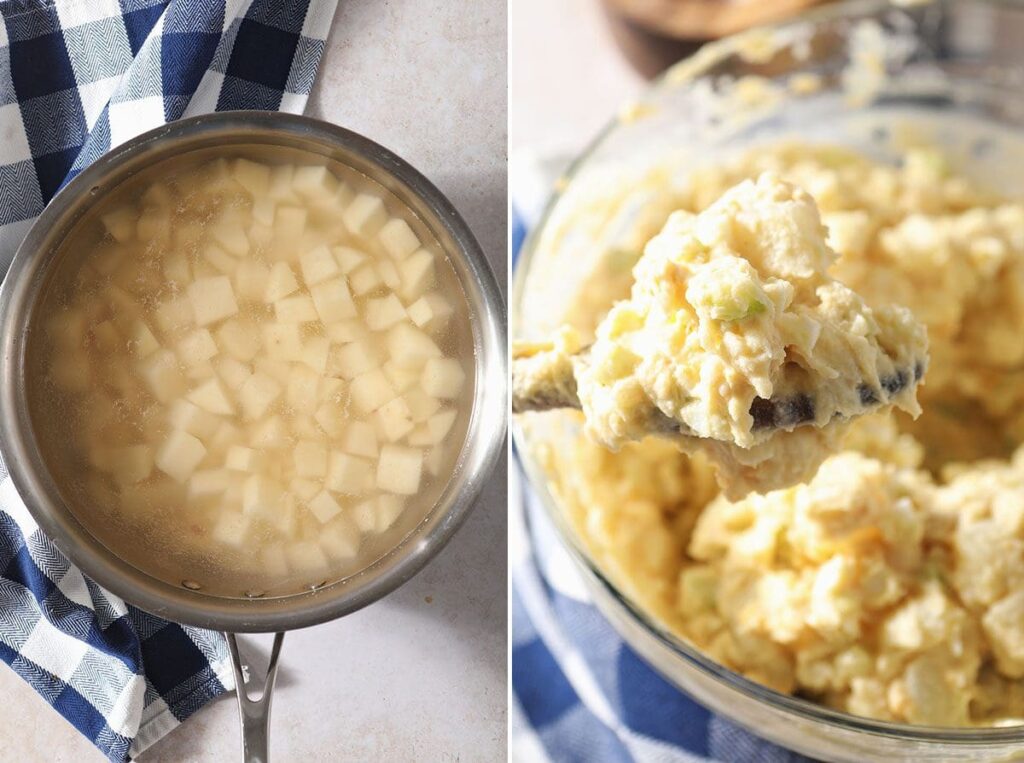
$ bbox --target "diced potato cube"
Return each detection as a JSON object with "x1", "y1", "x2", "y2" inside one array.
[
  {"x1": 387, "y1": 324, "x2": 441, "y2": 369},
  {"x1": 90, "y1": 320, "x2": 119, "y2": 354},
  {"x1": 188, "y1": 276, "x2": 239, "y2": 327},
  {"x1": 211, "y1": 512, "x2": 251, "y2": 548},
  {"x1": 256, "y1": 358, "x2": 292, "y2": 386},
  {"x1": 110, "y1": 445, "x2": 153, "y2": 486},
  {"x1": 382, "y1": 359, "x2": 419, "y2": 393},
  {"x1": 162, "y1": 253, "x2": 191, "y2": 286},
  {"x1": 328, "y1": 340, "x2": 379, "y2": 380},
  {"x1": 102, "y1": 207, "x2": 135, "y2": 243},
  {"x1": 314, "y1": 402, "x2": 345, "y2": 437},
  {"x1": 343, "y1": 193, "x2": 387, "y2": 237},
  {"x1": 203, "y1": 243, "x2": 238, "y2": 274},
  {"x1": 191, "y1": 260, "x2": 220, "y2": 280},
  {"x1": 421, "y1": 358, "x2": 465, "y2": 398},
  {"x1": 342, "y1": 421, "x2": 378, "y2": 458},
  {"x1": 275, "y1": 206, "x2": 308, "y2": 242},
  {"x1": 287, "y1": 364, "x2": 321, "y2": 410},
  {"x1": 140, "y1": 349, "x2": 185, "y2": 403},
  {"x1": 405, "y1": 387, "x2": 441, "y2": 422},
  {"x1": 215, "y1": 357, "x2": 252, "y2": 391},
  {"x1": 215, "y1": 319, "x2": 260, "y2": 362},
  {"x1": 293, "y1": 165, "x2": 339, "y2": 199},
  {"x1": 187, "y1": 378, "x2": 234, "y2": 415},
  {"x1": 168, "y1": 399, "x2": 220, "y2": 439},
  {"x1": 294, "y1": 440, "x2": 328, "y2": 478},
  {"x1": 275, "y1": 294, "x2": 318, "y2": 323},
  {"x1": 243, "y1": 474, "x2": 284, "y2": 520},
  {"x1": 291, "y1": 477, "x2": 320, "y2": 502},
  {"x1": 226, "y1": 445, "x2": 258, "y2": 471},
  {"x1": 352, "y1": 499, "x2": 377, "y2": 533},
  {"x1": 310, "y1": 277, "x2": 357, "y2": 322},
  {"x1": 327, "y1": 452, "x2": 372, "y2": 495},
  {"x1": 232, "y1": 158, "x2": 271, "y2": 196},
  {"x1": 398, "y1": 250, "x2": 435, "y2": 300},
  {"x1": 308, "y1": 490, "x2": 343, "y2": 524},
  {"x1": 207, "y1": 420, "x2": 240, "y2": 457},
  {"x1": 376, "y1": 398, "x2": 414, "y2": 442},
  {"x1": 349, "y1": 264, "x2": 381, "y2": 297},
  {"x1": 299, "y1": 244, "x2": 340, "y2": 287},
  {"x1": 252, "y1": 197, "x2": 276, "y2": 227},
  {"x1": 177, "y1": 329, "x2": 218, "y2": 366},
  {"x1": 250, "y1": 415, "x2": 289, "y2": 448},
  {"x1": 268, "y1": 165, "x2": 298, "y2": 201},
  {"x1": 285, "y1": 540, "x2": 328, "y2": 575},
  {"x1": 376, "y1": 259, "x2": 400, "y2": 290},
  {"x1": 350, "y1": 369, "x2": 395, "y2": 414},
  {"x1": 213, "y1": 220, "x2": 250, "y2": 255},
  {"x1": 377, "y1": 494, "x2": 405, "y2": 530},
  {"x1": 301, "y1": 337, "x2": 330, "y2": 375},
  {"x1": 377, "y1": 445, "x2": 422, "y2": 495},
  {"x1": 137, "y1": 207, "x2": 171, "y2": 242},
  {"x1": 333, "y1": 246, "x2": 367, "y2": 274},
  {"x1": 240, "y1": 371, "x2": 282, "y2": 420},
  {"x1": 263, "y1": 323, "x2": 302, "y2": 361},
  {"x1": 325, "y1": 320, "x2": 366, "y2": 344},
  {"x1": 428, "y1": 409, "x2": 458, "y2": 442},
  {"x1": 365, "y1": 294, "x2": 407, "y2": 331},
  {"x1": 264, "y1": 262, "x2": 300, "y2": 302},
  {"x1": 321, "y1": 515, "x2": 361, "y2": 559},
  {"x1": 156, "y1": 429, "x2": 207, "y2": 483},
  {"x1": 130, "y1": 321, "x2": 160, "y2": 359},
  {"x1": 154, "y1": 297, "x2": 194, "y2": 334},
  {"x1": 234, "y1": 261, "x2": 270, "y2": 302},
  {"x1": 378, "y1": 218, "x2": 420, "y2": 259},
  {"x1": 188, "y1": 469, "x2": 231, "y2": 498},
  {"x1": 291, "y1": 414, "x2": 324, "y2": 440},
  {"x1": 407, "y1": 292, "x2": 454, "y2": 330}
]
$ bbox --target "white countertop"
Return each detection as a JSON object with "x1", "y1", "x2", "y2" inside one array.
[{"x1": 0, "y1": 1, "x2": 508, "y2": 760}]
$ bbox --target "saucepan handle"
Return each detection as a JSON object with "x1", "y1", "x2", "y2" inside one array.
[{"x1": 225, "y1": 631, "x2": 286, "y2": 763}]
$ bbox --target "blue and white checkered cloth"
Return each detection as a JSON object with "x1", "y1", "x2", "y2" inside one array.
[
  {"x1": 0, "y1": 1, "x2": 336, "y2": 760},
  {"x1": 509, "y1": 152, "x2": 816, "y2": 763}
]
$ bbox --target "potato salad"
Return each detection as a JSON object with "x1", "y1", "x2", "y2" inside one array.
[
  {"x1": 524, "y1": 143, "x2": 1024, "y2": 726},
  {"x1": 32, "y1": 149, "x2": 471, "y2": 595}
]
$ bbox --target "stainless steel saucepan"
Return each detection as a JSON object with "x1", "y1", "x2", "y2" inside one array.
[{"x1": 0, "y1": 111, "x2": 506, "y2": 761}]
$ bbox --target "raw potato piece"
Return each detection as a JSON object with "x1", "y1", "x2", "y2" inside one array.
[
  {"x1": 407, "y1": 293, "x2": 454, "y2": 330},
  {"x1": 110, "y1": 445, "x2": 153, "y2": 486},
  {"x1": 188, "y1": 378, "x2": 235, "y2": 415},
  {"x1": 349, "y1": 265, "x2": 382, "y2": 297},
  {"x1": 156, "y1": 430, "x2": 207, "y2": 483},
  {"x1": 343, "y1": 193, "x2": 387, "y2": 237},
  {"x1": 216, "y1": 320, "x2": 260, "y2": 362},
  {"x1": 350, "y1": 370, "x2": 395, "y2": 414},
  {"x1": 226, "y1": 445, "x2": 258, "y2": 472},
  {"x1": 421, "y1": 358, "x2": 465, "y2": 399},
  {"x1": 275, "y1": 294, "x2": 318, "y2": 323},
  {"x1": 240, "y1": 372, "x2": 282, "y2": 420},
  {"x1": 188, "y1": 277, "x2": 239, "y2": 327},
  {"x1": 235, "y1": 261, "x2": 270, "y2": 302},
  {"x1": 378, "y1": 218, "x2": 420, "y2": 259},
  {"x1": 178, "y1": 330, "x2": 218, "y2": 367},
  {"x1": 321, "y1": 516, "x2": 360, "y2": 559},
  {"x1": 377, "y1": 445, "x2": 422, "y2": 495},
  {"x1": 327, "y1": 452, "x2": 372, "y2": 495},
  {"x1": 388, "y1": 324, "x2": 442, "y2": 369},
  {"x1": 140, "y1": 349, "x2": 186, "y2": 403},
  {"x1": 334, "y1": 247, "x2": 366, "y2": 274},
  {"x1": 308, "y1": 490, "x2": 343, "y2": 524},
  {"x1": 365, "y1": 295, "x2": 407, "y2": 331},
  {"x1": 398, "y1": 250, "x2": 435, "y2": 301},
  {"x1": 329, "y1": 341, "x2": 378, "y2": 380},
  {"x1": 342, "y1": 421, "x2": 378, "y2": 458},
  {"x1": 300, "y1": 244, "x2": 340, "y2": 286},
  {"x1": 264, "y1": 324, "x2": 302, "y2": 361},
  {"x1": 265, "y1": 262, "x2": 300, "y2": 302},
  {"x1": 294, "y1": 440, "x2": 328, "y2": 478},
  {"x1": 310, "y1": 278, "x2": 357, "y2": 322}
]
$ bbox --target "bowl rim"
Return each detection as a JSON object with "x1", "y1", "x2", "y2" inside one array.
[
  {"x1": 0, "y1": 110, "x2": 507, "y2": 633},
  {"x1": 510, "y1": 0, "x2": 1024, "y2": 744}
]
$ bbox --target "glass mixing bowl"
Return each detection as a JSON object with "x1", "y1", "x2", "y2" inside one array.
[{"x1": 511, "y1": 1, "x2": 1024, "y2": 760}]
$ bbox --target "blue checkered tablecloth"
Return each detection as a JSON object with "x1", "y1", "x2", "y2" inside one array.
[
  {"x1": 509, "y1": 151, "x2": 817, "y2": 763},
  {"x1": 0, "y1": 1, "x2": 336, "y2": 760}
]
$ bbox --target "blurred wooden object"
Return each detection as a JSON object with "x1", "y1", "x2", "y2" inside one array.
[{"x1": 601, "y1": 0, "x2": 829, "y2": 77}]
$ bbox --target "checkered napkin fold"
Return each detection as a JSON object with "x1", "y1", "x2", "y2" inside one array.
[
  {"x1": 0, "y1": 1, "x2": 336, "y2": 760},
  {"x1": 508, "y1": 151, "x2": 816, "y2": 763}
]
